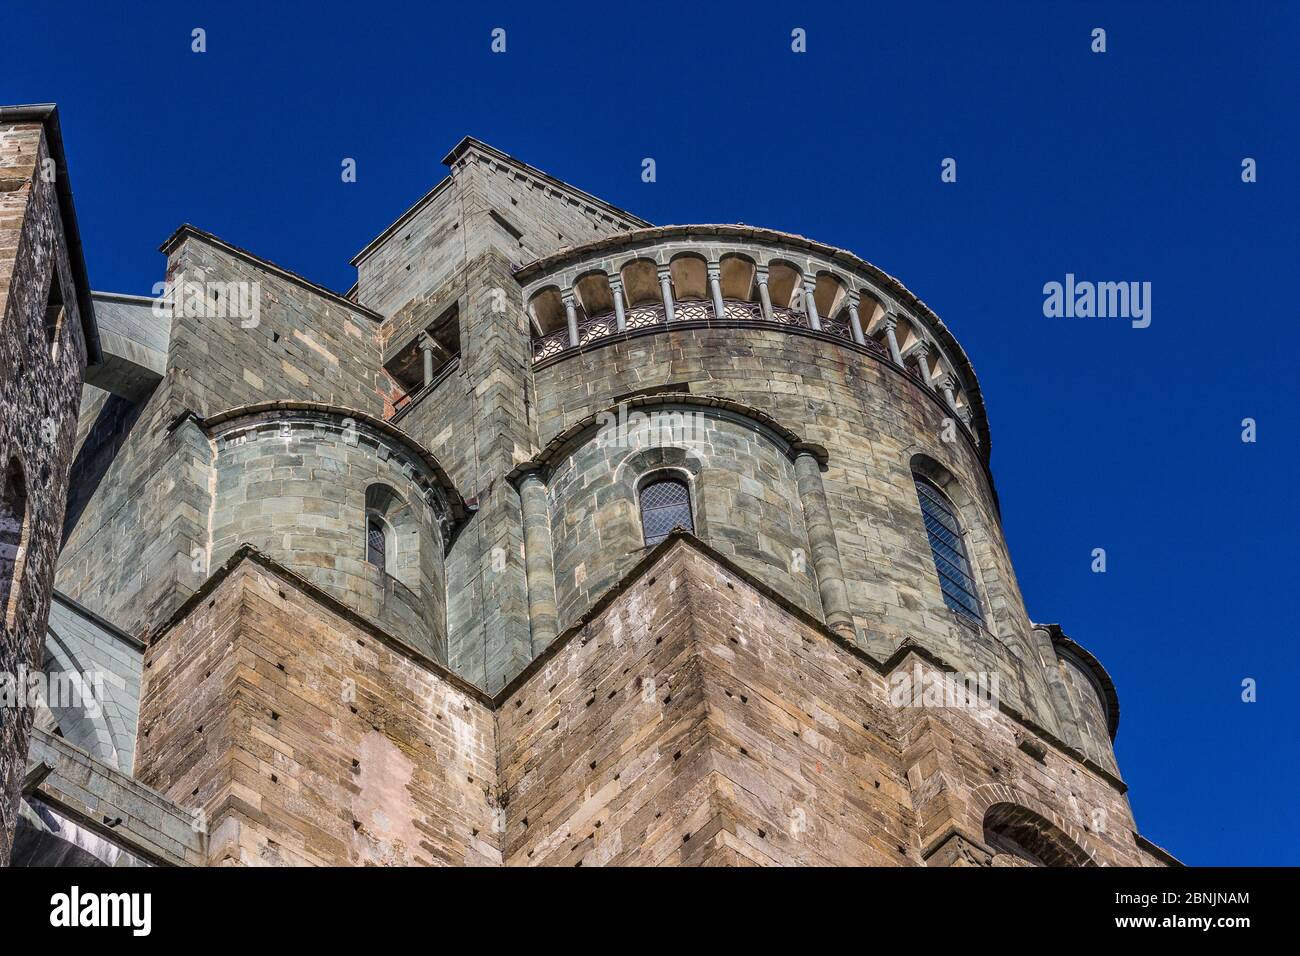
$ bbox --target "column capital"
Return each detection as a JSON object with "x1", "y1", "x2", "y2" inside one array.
[
  {"x1": 561, "y1": 289, "x2": 576, "y2": 306},
  {"x1": 940, "y1": 373, "x2": 959, "y2": 393},
  {"x1": 417, "y1": 331, "x2": 434, "y2": 350},
  {"x1": 607, "y1": 273, "x2": 623, "y2": 290},
  {"x1": 754, "y1": 265, "x2": 770, "y2": 282},
  {"x1": 707, "y1": 263, "x2": 721, "y2": 280},
  {"x1": 656, "y1": 264, "x2": 673, "y2": 280},
  {"x1": 517, "y1": 466, "x2": 546, "y2": 487}
]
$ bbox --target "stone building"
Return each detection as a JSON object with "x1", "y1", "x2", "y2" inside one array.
[{"x1": 3, "y1": 114, "x2": 1175, "y2": 866}]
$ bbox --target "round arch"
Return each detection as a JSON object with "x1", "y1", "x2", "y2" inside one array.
[{"x1": 981, "y1": 800, "x2": 1098, "y2": 867}]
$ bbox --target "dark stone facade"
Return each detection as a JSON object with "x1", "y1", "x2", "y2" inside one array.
[{"x1": 0, "y1": 112, "x2": 95, "y2": 865}]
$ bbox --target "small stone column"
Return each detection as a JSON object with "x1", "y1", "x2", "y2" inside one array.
[
  {"x1": 563, "y1": 291, "x2": 580, "y2": 348},
  {"x1": 882, "y1": 313, "x2": 905, "y2": 365},
  {"x1": 657, "y1": 265, "x2": 676, "y2": 322},
  {"x1": 755, "y1": 267, "x2": 774, "y2": 322},
  {"x1": 802, "y1": 278, "x2": 822, "y2": 331},
  {"x1": 609, "y1": 275, "x2": 627, "y2": 332},
  {"x1": 911, "y1": 341, "x2": 933, "y2": 388},
  {"x1": 518, "y1": 470, "x2": 558, "y2": 651},
  {"x1": 708, "y1": 263, "x2": 726, "y2": 321},
  {"x1": 793, "y1": 448, "x2": 855, "y2": 638},
  {"x1": 418, "y1": 332, "x2": 436, "y2": 386},
  {"x1": 940, "y1": 375, "x2": 959, "y2": 412},
  {"x1": 846, "y1": 293, "x2": 866, "y2": 344}
]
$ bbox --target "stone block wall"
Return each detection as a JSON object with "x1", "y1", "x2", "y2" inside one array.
[
  {"x1": 57, "y1": 229, "x2": 391, "y2": 639},
  {"x1": 390, "y1": 251, "x2": 539, "y2": 691},
  {"x1": 0, "y1": 118, "x2": 91, "y2": 865},
  {"x1": 206, "y1": 409, "x2": 452, "y2": 662},
  {"x1": 531, "y1": 327, "x2": 1068, "y2": 747},
  {"x1": 352, "y1": 138, "x2": 643, "y2": 321},
  {"x1": 498, "y1": 538, "x2": 914, "y2": 866},
  {"x1": 162, "y1": 230, "x2": 387, "y2": 419},
  {"x1": 539, "y1": 409, "x2": 820, "y2": 633},
  {"x1": 1053, "y1": 645, "x2": 1120, "y2": 778},
  {"x1": 126, "y1": 532, "x2": 1164, "y2": 867},
  {"x1": 503, "y1": 537, "x2": 1159, "y2": 866},
  {"x1": 135, "y1": 553, "x2": 500, "y2": 867}
]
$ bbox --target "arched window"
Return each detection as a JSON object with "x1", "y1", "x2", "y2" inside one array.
[
  {"x1": 639, "y1": 476, "x2": 692, "y2": 546},
  {"x1": 366, "y1": 514, "x2": 388, "y2": 570},
  {"x1": 1, "y1": 456, "x2": 31, "y2": 628},
  {"x1": 915, "y1": 478, "x2": 982, "y2": 623}
]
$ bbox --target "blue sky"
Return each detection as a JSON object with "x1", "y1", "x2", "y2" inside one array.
[{"x1": 4, "y1": 1, "x2": 1297, "y2": 865}]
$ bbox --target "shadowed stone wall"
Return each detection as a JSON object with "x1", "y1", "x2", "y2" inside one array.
[
  {"x1": 379, "y1": 251, "x2": 537, "y2": 691},
  {"x1": 56, "y1": 229, "x2": 391, "y2": 640},
  {"x1": 42, "y1": 593, "x2": 143, "y2": 771}
]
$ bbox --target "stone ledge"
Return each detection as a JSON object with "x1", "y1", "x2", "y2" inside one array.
[{"x1": 27, "y1": 729, "x2": 204, "y2": 866}]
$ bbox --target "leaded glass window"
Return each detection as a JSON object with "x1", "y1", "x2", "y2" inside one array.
[
  {"x1": 915, "y1": 479, "x2": 983, "y2": 622},
  {"x1": 640, "y1": 477, "x2": 692, "y2": 546}
]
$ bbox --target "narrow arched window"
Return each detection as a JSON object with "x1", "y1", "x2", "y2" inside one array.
[
  {"x1": 1, "y1": 457, "x2": 30, "y2": 627},
  {"x1": 915, "y1": 478, "x2": 982, "y2": 622},
  {"x1": 366, "y1": 514, "x2": 388, "y2": 570},
  {"x1": 639, "y1": 477, "x2": 692, "y2": 546}
]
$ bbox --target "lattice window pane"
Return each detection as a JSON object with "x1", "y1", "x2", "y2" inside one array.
[
  {"x1": 640, "y1": 479, "x2": 692, "y2": 546},
  {"x1": 366, "y1": 516, "x2": 387, "y2": 568},
  {"x1": 915, "y1": 479, "x2": 983, "y2": 622}
]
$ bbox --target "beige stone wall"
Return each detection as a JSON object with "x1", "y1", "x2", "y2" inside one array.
[
  {"x1": 134, "y1": 538, "x2": 1161, "y2": 867},
  {"x1": 500, "y1": 538, "x2": 1153, "y2": 867},
  {"x1": 498, "y1": 538, "x2": 914, "y2": 866},
  {"x1": 136, "y1": 556, "x2": 500, "y2": 866}
]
